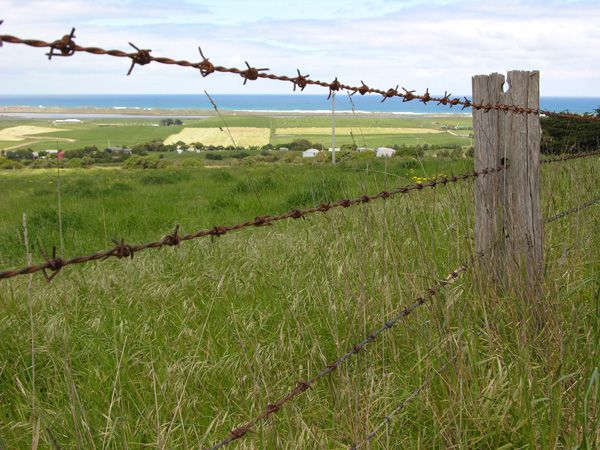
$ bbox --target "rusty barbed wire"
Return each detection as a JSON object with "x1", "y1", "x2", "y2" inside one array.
[
  {"x1": 208, "y1": 263, "x2": 471, "y2": 449},
  {"x1": 0, "y1": 165, "x2": 505, "y2": 282},
  {"x1": 2, "y1": 25, "x2": 600, "y2": 122},
  {"x1": 544, "y1": 195, "x2": 600, "y2": 224},
  {"x1": 541, "y1": 149, "x2": 600, "y2": 164},
  {"x1": 349, "y1": 358, "x2": 453, "y2": 449}
]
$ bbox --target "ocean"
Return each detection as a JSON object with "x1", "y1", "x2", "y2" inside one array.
[{"x1": 1, "y1": 94, "x2": 599, "y2": 115}]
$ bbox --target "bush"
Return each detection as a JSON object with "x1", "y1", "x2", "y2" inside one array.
[
  {"x1": 205, "y1": 153, "x2": 223, "y2": 161},
  {"x1": 0, "y1": 157, "x2": 24, "y2": 170},
  {"x1": 66, "y1": 158, "x2": 83, "y2": 168},
  {"x1": 175, "y1": 159, "x2": 203, "y2": 168},
  {"x1": 29, "y1": 159, "x2": 56, "y2": 169},
  {"x1": 122, "y1": 154, "x2": 161, "y2": 169}
]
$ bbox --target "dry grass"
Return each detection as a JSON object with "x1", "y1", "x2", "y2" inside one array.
[
  {"x1": 0, "y1": 125, "x2": 65, "y2": 141},
  {"x1": 164, "y1": 127, "x2": 270, "y2": 146},
  {"x1": 274, "y1": 127, "x2": 443, "y2": 136}
]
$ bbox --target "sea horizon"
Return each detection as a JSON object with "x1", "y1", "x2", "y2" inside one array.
[{"x1": 1, "y1": 94, "x2": 599, "y2": 115}]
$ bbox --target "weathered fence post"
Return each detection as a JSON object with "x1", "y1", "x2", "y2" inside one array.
[{"x1": 473, "y1": 71, "x2": 544, "y2": 297}]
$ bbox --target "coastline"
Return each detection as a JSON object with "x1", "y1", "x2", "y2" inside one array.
[{"x1": 0, "y1": 105, "x2": 473, "y2": 120}]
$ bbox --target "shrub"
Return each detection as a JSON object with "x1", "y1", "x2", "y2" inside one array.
[
  {"x1": 0, "y1": 157, "x2": 24, "y2": 170},
  {"x1": 122, "y1": 154, "x2": 160, "y2": 169},
  {"x1": 66, "y1": 158, "x2": 83, "y2": 168},
  {"x1": 205, "y1": 153, "x2": 223, "y2": 161},
  {"x1": 29, "y1": 159, "x2": 55, "y2": 169}
]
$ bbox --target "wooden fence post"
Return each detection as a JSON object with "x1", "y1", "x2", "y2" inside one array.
[{"x1": 473, "y1": 71, "x2": 544, "y2": 297}]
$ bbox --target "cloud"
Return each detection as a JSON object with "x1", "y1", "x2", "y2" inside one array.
[{"x1": 0, "y1": 0, "x2": 599, "y2": 96}]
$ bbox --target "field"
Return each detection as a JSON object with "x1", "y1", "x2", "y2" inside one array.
[
  {"x1": 0, "y1": 154, "x2": 599, "y2": 448},
  {"x1": 0, "y1": 114, "x2": 473, "y2": 152},
  {"x1": 164, "y1": 127, "x2": 271, "y2": 146},
  {"x1": 274, "y1": 127, "x2": 443, "y2": 135}
]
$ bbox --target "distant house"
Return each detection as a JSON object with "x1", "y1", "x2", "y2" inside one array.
[
  {"x1": 105, "y1": 146, "x2": 132, "y2": 155},
  {"x1": 279, "y1": 147, "x2": 289, "y2": 152},
  {"x1": 44, "y1": 150, "x2": 58, "y2": 155},
  {"x1": 375, "y1": 147, "x2": 396, "y2": 158},
  {"x1": 302, "y1": 149, "x2": 320, "y2": 158},
  {"x1": 357, "y1": 147, "x2": 372, "y2": 153},
  {"x1": 176, "y1": 148, "x2": 184, "y2": 154},
  {"x1": 327, "y1": 147, "x2": 341, "y2": 152},
  {"x1": 31, "y1": 151, "x2": 39, "y2": 159},
  {"x1": 53, "y1": 119, "x2": 82, "y2": 124}
]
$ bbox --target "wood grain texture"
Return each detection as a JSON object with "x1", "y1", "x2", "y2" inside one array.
[{"x1": 473, "y1": 71, "x2": 544, "y2": 295}]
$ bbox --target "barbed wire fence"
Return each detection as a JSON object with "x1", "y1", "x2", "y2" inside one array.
[
  {"x1": 1, "y1": 26, "x2": 600, "y2": 123},
  {"x1": 1, "y1": 22, "x2": 599, "y2": 449}
]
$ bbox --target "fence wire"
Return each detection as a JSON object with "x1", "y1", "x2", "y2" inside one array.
[
  {"x1": 1, "y1": 25, "x2": 600, "y2": 123},
  {"x1": 0, "y1": 165, "x2": 505, "y2": 281},
  {"x1": 544, "y1": 195, "x2": 600, "y2": 224},
  {"x1": 209, "y1": 263, "x2": 470, "y2": 449},
  {"x1": 349, "y1": 358, "x2": 453, "y2": 449},
  {"x1": 541, "y1": 150, "x2": 600, "y2": 164}
]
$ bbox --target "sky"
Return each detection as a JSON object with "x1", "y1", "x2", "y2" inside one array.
[{"x1": 0, "y1": 0, "x2": 599, "y2": 96}]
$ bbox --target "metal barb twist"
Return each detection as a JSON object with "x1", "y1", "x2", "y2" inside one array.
[
  {"x1": 46, "y1": 27, "x2": 76, "y2": 60},
  {"x1": 127, "y1": 42, "x2": 152, "y2": 75}
]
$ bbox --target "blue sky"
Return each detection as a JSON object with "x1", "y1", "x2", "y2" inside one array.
[{"x1": 1, "y1": 0, "x2": 599, "y2": 96}]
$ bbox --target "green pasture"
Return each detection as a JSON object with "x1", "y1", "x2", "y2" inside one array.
[
  {"x1": 0, "y1": 155, "x2": 599, "y2": 448},
  {"x1": 0, "y1": 114, "x2": 473, "y2": 152}
]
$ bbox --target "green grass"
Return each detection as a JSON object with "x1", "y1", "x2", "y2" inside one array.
[
  {"x1": 0, "y1": 156, "x2": 599, "y2": 448},
  {"x1": 0, "y1": 115, "x2": 472, "y2": 153}
]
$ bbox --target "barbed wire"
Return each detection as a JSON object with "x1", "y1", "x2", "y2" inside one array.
[
  {"x1": 544, "y1": 195, "x2": 600, "y2": 224},
  {"x1": 349, "y1": 358, "x2": 453, "y2": 449},
  {"x1": 1, "y1": 25, "x2": 600, "y2": 123},
  {"x1": 208, "y1": 263, "x2": 471, "y2": 449},
  {"x1": 0, "y1": 165, "x2": 505, "y2": 281},
  {"x1": 541, "y1": 150, "x2": 600, "y2": 164}
]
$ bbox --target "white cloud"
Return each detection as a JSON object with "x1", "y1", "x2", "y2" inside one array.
[{"x1": 1, "y1": 0, "x2": 599, "y2": 96}]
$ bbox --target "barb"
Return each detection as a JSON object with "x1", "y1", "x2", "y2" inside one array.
[
  {"x1": 347, "y1": 90, "x2": 368, "y2": 149},
  {"x1": 209, "y1": 264, "x2": 471, "y2": 449},
  {"x1": 2, "y1": 27, "x2": 600, "y2": 122},
  {"x1": 541, "y1": 150, "x2": 600, "y2": 164},
  {"x1": 350, "y1": 358, "x2": 453, "y2": 449},
  {"x1": 204, "y1": 90, "x2": 238, "y2": 150},
  {"x1": 0, "y1": 165, "x2": 505, "y2": 281},
  {"x1": 544, "y1": 195, "x2": 600, "y2": 224}
]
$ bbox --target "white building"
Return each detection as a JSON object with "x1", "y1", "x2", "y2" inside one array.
[
  {"x1": 53, "y1": 119, "x2": 82, "y2": 124},
  {"x1": 327, "y1": 147, "x2": 341, "y2": 152},
  {"x1": 279, "y1": 147, "x2": 289, "y2": 152},
  {"x1": 302, "y1": 149, "x2": 320, "y2": 158},
  {"x1": 375, "y1": 147, "x2": 396, "y2": 158}
]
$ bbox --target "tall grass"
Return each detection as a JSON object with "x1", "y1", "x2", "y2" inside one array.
[{"x1": 0, "y1": 156, "x2": 598, "y2": 448}]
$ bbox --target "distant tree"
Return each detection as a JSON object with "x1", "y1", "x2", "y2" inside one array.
[{"x1": 541, "y1": 113, "x2": 600, "y2": 154}]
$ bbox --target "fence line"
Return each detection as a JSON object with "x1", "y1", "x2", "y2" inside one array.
[
  {"x1": 0, "y1": 165, "x2": 505, "y2": 281},
  {"x1": 544, "y1": 195, "x2": 600, "y2": 224},
  {"x1": 349, "y1": 358, "x2": 453, "y2": 449},
  {"x1": 209, "y1": 261, "x2": 472, "y2": 449},
  {"x1": 541, "y1": 150, "x2": 600, "y2": 164},
  {"x1": 1, "y1": 25, "x2": 600, "y2": 123}
]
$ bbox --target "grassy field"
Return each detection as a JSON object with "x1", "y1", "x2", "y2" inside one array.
[
  {"x1": 0, "y1": 114, "x2": 473, "y2": 152},
  {"x1": 0, "y1": 154, "x2": 599, "y2": 448},
  {"x1": 164, "y1": 127, "x2": 271, "y2": 146}
]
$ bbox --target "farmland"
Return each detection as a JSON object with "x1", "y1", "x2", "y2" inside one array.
[
  {"x1": 0, "y1": 114, "x2": 473, "y2": 153},
  {"x1": 0, "y1": 151, "x2": 599, "y2": 448}
]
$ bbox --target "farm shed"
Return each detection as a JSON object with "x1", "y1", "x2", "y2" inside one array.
[
  {"x1": 375, "y1": 147, "x2": 396, "y2": 158},
  {"x1": 302, "y1": 149, "x2": 320, "y2": 158}
]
